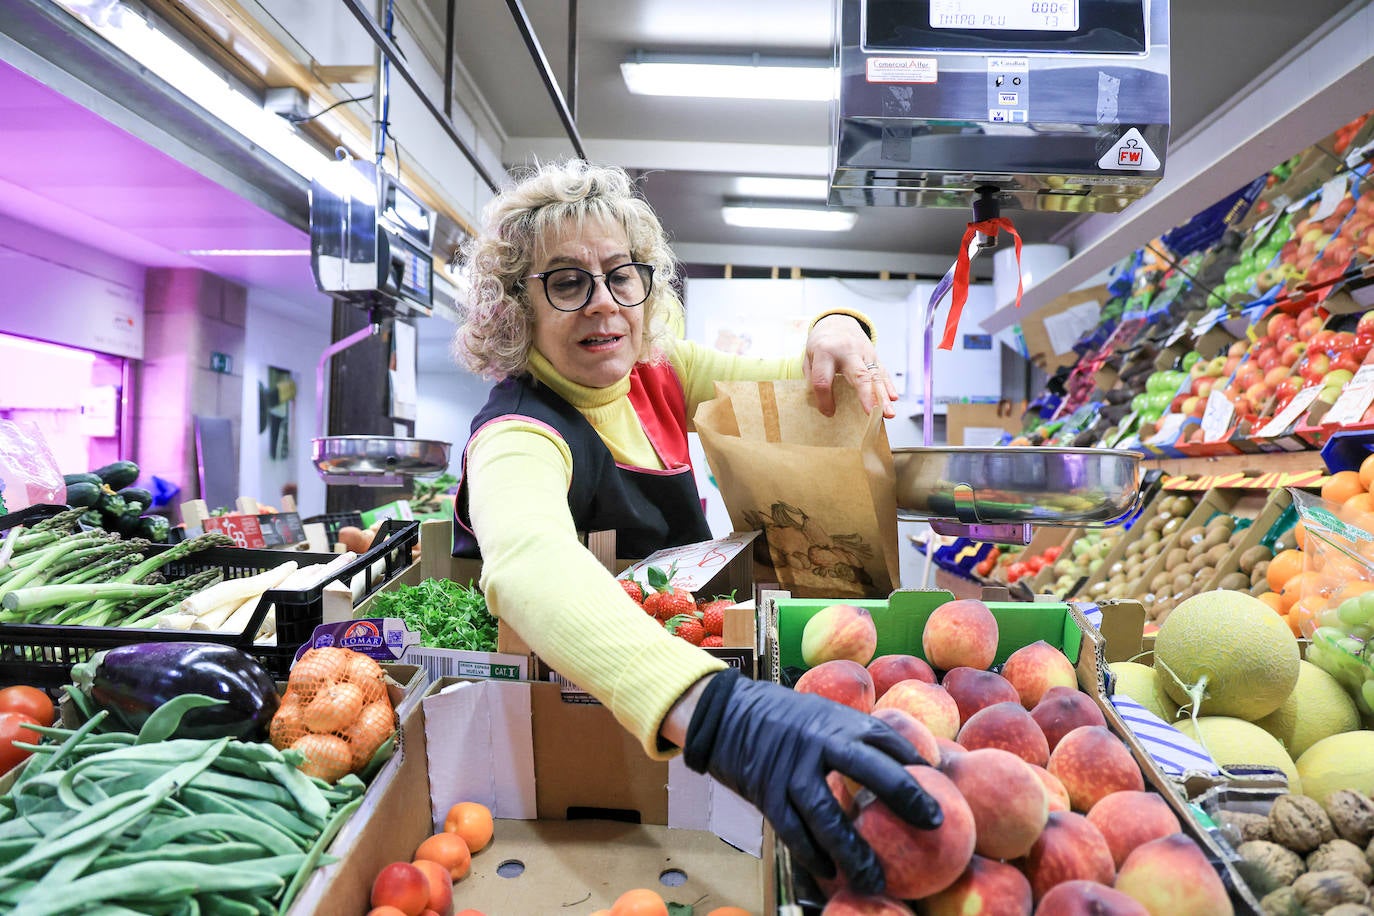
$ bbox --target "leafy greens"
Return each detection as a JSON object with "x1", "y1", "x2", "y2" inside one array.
[{"x1": 366, "y1": 577, "x2": 498, "y2": 651}]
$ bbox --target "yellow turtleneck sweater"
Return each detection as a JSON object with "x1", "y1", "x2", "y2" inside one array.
[{"x1": 465, "y1": 338, "x2": 805, "y2": 757}]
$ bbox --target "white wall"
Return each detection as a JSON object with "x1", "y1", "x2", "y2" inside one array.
[
  {"x1": 414, "y1": 315, "x2": 489, "y2": 477},
  {"x1": 239, "y1": 292, "x2": 333, "y2": 518}
]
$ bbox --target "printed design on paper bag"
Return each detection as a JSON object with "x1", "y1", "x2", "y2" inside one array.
[{"x1": 743, "y1": 501, "x2": 875, "y2": 588}]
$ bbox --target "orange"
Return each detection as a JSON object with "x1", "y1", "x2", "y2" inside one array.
[
  {"x1": 1293, "y1": 521, "x2": 1307, "y2": 550},
  {"x1": 1267, "y1": 549, "x2": 1306, "y2": 592},
  {"x1": 1322, "y1": 470, "x2": 1365, "y2": 505},
  {"x1": 1257, "y1": 591, "x2": 1285, "y2": 614},
  {"x1": 1287, "y1": 600, "x2": 1321, "y2": 638},
  {"x1": 444, "y1": 801, "x2": 494, "y2": 853},
  {"x1": 610, "y1": 889, "x2": 669, "y2": 916},
  {"x1": 1361, "y1": 452, "x2": 1374, "y2": 491},
  {"x1": 1334, "y1": 580, "x2": 1374, "y2": 603},
  {"x1": 1278, "y1": 571, "x2": 1328, "y2": 613},
  {"x1": 707, "y1": 909, "x2": 754, "y2": 916},
  {"x1": 414, "y1": 831, "x2": 471, "y2": 881}
]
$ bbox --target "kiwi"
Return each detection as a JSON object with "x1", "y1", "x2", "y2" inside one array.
[
  {"x1": 1179, "y1": 526, "x2": 1207, "y2": 547},
  {"x1": 1173, "y1": 571, "x2": 1194, "y2": 593},
  {"x1": 1206, "y1": 514, "x2": 1236, "y2": 533},
  {"x1": 1204, "y1": 543, "x2": 1232, "y2": 565},
  {"x1": 1146, "y1": 515, "x2": 1167, "y2": 533},
  {"x1": 1237, "y1": 544, "x2": 1274, "y2": 575},
  {"x1": 1144, "y1": 542, "x2": 1164, "y2": 559},
  {"x1": 1164, "y1": 547, "x2": 1188, "y2": 570},
  {"x1": 1161, "y1": 516, "x2": 1184, "y2": 537},
  {"x1": 1218, "y1": 571, "x2": 1252, "y2": 591},
  {"x1": 1251, "y1": 560, "x2": 1271, "y2": 588},
  {"x1": 1186, "y1": 541, "x2": 1208, "y2": 563},
  {"x1": 1202, "y1": 528, "x2": 1229, "y2": 550}
]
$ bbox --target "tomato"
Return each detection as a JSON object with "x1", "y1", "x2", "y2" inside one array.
[
  {"x1": 0, "y1": 712, "x2": 40, "y2": 775},
  {"x1": 0, "y1": 686, "x2": 54, "y2": 728},
  {"x1": 1006, "y1": 562, "x2": 1030, "y2": 583}
]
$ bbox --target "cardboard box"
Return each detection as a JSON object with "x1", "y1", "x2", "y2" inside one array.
[
  {"x1": 288, "y1": 677, "x2": 772, "y2": 915},
  {"x1": 944, "y1": 401, "x2": 1025, "y2": 446}
]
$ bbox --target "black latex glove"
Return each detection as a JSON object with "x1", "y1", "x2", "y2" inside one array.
[{"x1": 683, "y1": 668, "x2": 943, "y2": 895}]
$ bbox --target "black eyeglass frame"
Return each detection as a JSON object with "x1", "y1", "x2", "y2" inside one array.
[{"x1": 523, "y1": 262, "x2": 655, "y2": 312}]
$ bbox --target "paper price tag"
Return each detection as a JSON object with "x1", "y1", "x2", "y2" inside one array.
[
  {"x1": 1200, "y1": 391, "x2": 1236, "y2": 442},
  {"x1": 1165, "y1": 320, "x2": 1192, "y2": 347},
  {"x1": 1193, "y1": 307, "x2": 1227, "y2": 336},
  {"x1": 1147, "y1": 412, "x2": 1187, "y2": 445},
  {"x1": 1324, "y1": 364, "x2": 1374, "y2": 426},
  {"x1": 1312, "y1": 174, "x2": 1350, "y2": 221},
  {"x1": 1257, "y1": 386, "x2": 1324, "y2": 437}
]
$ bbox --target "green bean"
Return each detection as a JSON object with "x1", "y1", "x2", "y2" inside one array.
[
  {"x1": 0, "y1": 879, "x2": 37, "y2": 906},
  {"x1": 193, "y1": 790, "x2": 314, "y2": 844},
  {"x1": 10, "y1": 860, "x2": 281, "y2": 915},
  {"x1": 57, "y1": 684, "x2": 97, "y2": 724},
  {"x1": 136, "y1": 695, "x2": 227, "y2": 745},
  {"x1": 216, "y1": 742, "x2": 285, "y2": 764},
  {"x1": 276, "y1": 795, "x2": 362, "y2": 915},
  {"x1": 184, "y1": 771, "x2": 295, "y2": 806},
  {"x1": 14, "y1": 710, "x2": 108, "y2": 788},
  {"x1": 260, "y1": 761, "x2": 330, "y2": 830},
  {"x1": 209, "y1": 755, "x2": 275, "y2": 780},
  {"x1": 127, "y1": 813, "x2": 300, "y2": 857},
  {"x1": 38, "y1": 833, "x2": 115, "y2": 894},
  {"x1": 198, "y1": 895, "x2": 260, "y2": 916},
  {"x1": 98, "y1": 841, "x2": 265, "y2": 870}
]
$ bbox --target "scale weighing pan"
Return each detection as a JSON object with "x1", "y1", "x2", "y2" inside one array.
[{"x1": 312, "y1": 435, "x2": 450, "y2": 483}]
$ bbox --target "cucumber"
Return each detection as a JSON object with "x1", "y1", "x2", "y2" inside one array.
[
  {"x1": 118, "y1": 487, "x2": 153, "y2": 512},
  {"x1": 63, "y1": 481, "x2": 103, "y2": 509},
  {"x1": 93, "y1": 460, "x2": 140, "y2": 490},
  {"x1": 136, "y1": 514, "x2": 171, "y2": 543},
  {"x1": 63, "y1": 472, "x2": 103, "y2": 489}
]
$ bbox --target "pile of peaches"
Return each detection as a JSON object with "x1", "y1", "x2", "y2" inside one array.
[{"x1": 794, "y1": 600, "x2": 1234, "y2": 915}]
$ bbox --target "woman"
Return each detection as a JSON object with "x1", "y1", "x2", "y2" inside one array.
[{"x1": 451, "y1": 159, "x2": 938, "y2": 895}]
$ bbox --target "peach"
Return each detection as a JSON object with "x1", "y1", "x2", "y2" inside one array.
[
  {"x1": 867, "y1": 654, "x2": 936, "y2": 699},
  {"x1": 819, "y1": 889, "x2": 916, "y2": 915},
  {"x1": 1031, "y1": 685, "x2": 1107, "y2": 751},
  {"x1": 370, "y1": 862, "x2": 432, "y2": 916},
  {"x1": 942, "y1": 748, "x2": 1049, "y2": 860},
  {"x1": 1113, "y1": 834, "x2": 1234, "y2": 916},
  {"x1": 409, "y1": 860, "x2": 453, "y2": 916},
  {"x1": 871, "y1": 706, "x2": 941, "y2": 766},
  {"x1": 1047, "y1": 726, "x2": 1144, "y2": 812},
  {"x1": 1028, "y1": 764, "x2": 1072, "y2": 812},
  {"x1": 1086, "y1": 791, "x2": 1182, "y2": 869},
  {"x1": 923, "y1": 599, "x2": 999, "y2": 671},
  {"x1": 919, "y1": 855, "x2": 1033, "y2": 916},
  {"x1": 796, "y1": 659, "x2": 877, "y2": 713},
  {"x1": 1000, "y1": 641, "x2": 1078, "y2": 709},
  {"x1": 802, "y1": 604, "x2": 878, "y2": 667},
  {"x1": 1019, "y1": 810, "x2": 1116, "y2": 902},
  {"x1": 873, "y1": 680, "x2": 960, "y2": 740},
  {"x1": 935, "y1": 736, "x2": 966, "y2": 762},
  {"x1": 957, "y1": 701, "x2": 1050, "y2": 766},
  {"x1": 942, "y1": 667, "x2": 1022, "y2": 725},
  {"x1": 827, "y1": 769, "x2": 856, "y2": 816},
  {"x1": 1037, "y1": 880, "x2": 1149, "y2": 915},
  {"x1": 852, "y1": 765, "x2": 976, "y2": 900}
]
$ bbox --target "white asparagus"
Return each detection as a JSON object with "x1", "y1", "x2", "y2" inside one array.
[
  {"x1": 178, "y1": 560, "x2": 299, "y2": 626},
  {"x1": 251, "y1": 551, "x2": 357, "y2": 643}
]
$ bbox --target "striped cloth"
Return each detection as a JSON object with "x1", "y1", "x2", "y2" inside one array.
[{"x1": 1110, "y1": 694, "x2": 1221, "y2": 778}]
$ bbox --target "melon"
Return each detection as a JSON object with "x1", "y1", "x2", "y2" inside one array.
[
  {"x1": 1254, "y1": 660, "x2": 1360, "y2": 759},
  {"x1": 1174, "y1": 716, "x2": 1300, "y2": 793},
  {"x1": 1153, "y1": 590, "x2": 1300, "y2": 721},
  {"x1": 1295, "y1": 731, "x2": 1374, "y2": 804},
  {"x1": 1108, "y1": 660, "x2": 1180, "y2": 723}
]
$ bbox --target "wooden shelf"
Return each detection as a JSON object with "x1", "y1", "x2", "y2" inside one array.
[{"x1": 1142, "y1": 450, "x2": 1325, "y2": 482}]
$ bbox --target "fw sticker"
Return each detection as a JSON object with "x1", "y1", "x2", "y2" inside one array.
[{"x1": 1099, "y1": 127, "x2": 1161, "y2": 171}]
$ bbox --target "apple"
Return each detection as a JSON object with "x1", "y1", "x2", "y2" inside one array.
[
  {"x1": 795, "y1": 659, "x2": 877, "y2": 713},
  {"x1": 1275, "y1": 375, "x2": 1304, "y2": 403},
  {"x1": 1324, "y1": 368, "x2": 1356, "y2": 391},
  {"x1": 922, "y1": 599, "x2": 999, "y2": 671},
  {"x1": 1019, "y1": 811, "x2": 1116, "y2": 903},
  {"x1": 1300, "y1": 352, "x2": 1331, "y2": 383},
  {"x1": 1255, "y1": 347, "x2": 1281, "y2": 372},
  {"x1": 1269, "y1": 314, "x2": 1298, "y2": 341},
  {"x1": 1227, "y1": 340, "x2": 1248, "y2": 358},
  {"x1": 827, "y1": 769, "x2": 856, "y2": 816},
  {"x1": 1113, "y1": 834, "x2": 1234, "y2": 916},
  {"x1": 874, "y1": 680, "x2": 961, "y2": 740},
  {"x1": 957, "y1": 701, "x2": 1050, "y2": 767},
  {"x1": 1037, "y1": 880, "x2": 1149, "y2": 916},
  {"x1": 942, "y1": 667, "x2": 1022, "y2": 725},
  {"x1": 1332, "y1": 354, "x2": 1361, "y2": 376},
  {"x1": 802, "y1": 604, "x2": 879, "y2": 667},
  {"x1": 1190, "y1": 377, "x2": 1215, "y2": 399},
  {"x1": 867, "y1": 654, "x2": 936, "y2": 699},
  {"x1": 1086, "y1": 790, "x2": 1183, "y2": 869},
  {"x1": 1262, "y1": 366, "x2": 1291, "y2": 388},
  {"x1": 1280, "y1": 341, "x2": 1307, "y2": 367},
  {"x1": 1047, "y1": 725, "x2": 1145, "y2": 812},
  {"x1": 1030, "y1": 685, "x2": 1108, "y2": 752},
  {"x1": 1232, "y1": 364, "x2": 1262, "y2": 391},
  {"x1": 943, "y1": 748, "x2": 1050, "y2": 860},
  {"x1": 1000, "y1": 641, "x2": 1078, "y2": 709},
  {"x1": 1298, "y1": 315, "x2": 1325, "y2": 341},
  {"x1": 852, "y1": 765, "x2": 976, "y2": 900},
  {"x1": 919, "y1": 856, "x2": 1034, "y2": 916},
  {"x1": 1358, "y1": 311, "x2": 1374, "y2": 337}
]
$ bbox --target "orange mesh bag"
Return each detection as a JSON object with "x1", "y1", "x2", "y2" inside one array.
[{"x1": 270, "y1": 646, "x2": 394, "y2": 782}]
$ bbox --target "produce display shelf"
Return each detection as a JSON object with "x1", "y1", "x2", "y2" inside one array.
[
  {"x1": 0, "y1": 515, "x2": 420, "y2": 685},
  {"x1": 301, "y1": 510, "x2": 366, "y2": 545}
]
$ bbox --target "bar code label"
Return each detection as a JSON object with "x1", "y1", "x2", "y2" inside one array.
[{"x1": 403, "y1": 647, "x2": 527, "y2": 682}]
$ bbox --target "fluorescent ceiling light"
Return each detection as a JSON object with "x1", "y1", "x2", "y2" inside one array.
[
  {"x1": 183, "y1": 249, "x2": 311, "y2": 256},
  {"x1": 621, "y1": 52, "x2": 834, "y2": 101},
  {"x1": 733, "y1": 177, "x2": 831, "y2": 200},
  {"x1": 722, "y1": 204, "x2": 856, "y2": 232}
]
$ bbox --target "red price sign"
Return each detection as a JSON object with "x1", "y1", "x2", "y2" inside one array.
[{"x1": 202, "y1": 514, "x2": 266, "y2": 549}]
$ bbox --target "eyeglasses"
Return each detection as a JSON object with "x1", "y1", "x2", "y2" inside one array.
[{"x1": 524, "y1": 262, "x2": 655, "y2": 312}]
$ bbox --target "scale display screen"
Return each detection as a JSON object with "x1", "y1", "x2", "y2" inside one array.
[{"x1": 864, "y1": 0, "x2": 1145, "y2": 53}]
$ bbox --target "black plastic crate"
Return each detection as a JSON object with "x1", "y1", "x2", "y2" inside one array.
[
  {"x1": 301, "y1": 511, "x2": 365, "y2": 546},
  {"x1": 0, "y1": 518, "x2": 419, "y2": 687}
]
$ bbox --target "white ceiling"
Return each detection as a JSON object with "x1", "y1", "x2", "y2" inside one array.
[{"x1": 435, "y1": 0, "x2": 1362, "y2": 274}]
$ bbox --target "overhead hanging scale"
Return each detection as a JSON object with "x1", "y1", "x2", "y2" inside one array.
[
  {"x1": 831, "y1": 0, "x2": 1171, "y2": 542},
  {"x1": 307, "y1": 3, "x2": 451, "y2": 487}
]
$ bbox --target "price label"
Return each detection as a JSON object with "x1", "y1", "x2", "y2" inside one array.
[
  {"x1": 1165, "y1": 321, "x2": 1192, "y2": 347},
  {"x1": 1324, "y1": 364, "x2": 1374, "y2": 426},
  {"x1": 1312, "y1": 174, "x2": 1350, "y2": 221},
  {"x1": 1193, "y1": 307, "x2": 1228, "y2": 336},
  {"x1": 1147, "y1": 412, "x2": 1187, "y2": 445},
  {"x1": 1257, "y1": 386, "x2": 1324, "y2": 437},
  {"x1": 1200, "y1": 390, "x2": 1236, "y2": 442},
  {"x1": 202, "y1": 514, "x2": 266, "y2": 549}
]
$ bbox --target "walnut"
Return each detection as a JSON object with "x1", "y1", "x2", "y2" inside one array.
[
  {"x1": 1260, "y1": 886, "x2": 1303, "y2": 916},
  {"x1": 1325, "y1": 906, "x2": 1374, "y2": 916},
  {"x1": 1293, "y1": 870, "x2": 1371, "y2": 913},
  {"x1": 1308, "y1": 839, "x2": 1373, "y2": 883},
  {"x1": 1325, "y1": 790, "x2": 1374, "y2": 847},
  {"x1": 1239, "y1": 840, "x2": 1306, "y2": 892},
  {"x1": 1271, "y1": 794, "x2": 1337, "y2": 853},
  {"x1": 1220, "y1": 809, "x2": 1273, "y2": 843}
]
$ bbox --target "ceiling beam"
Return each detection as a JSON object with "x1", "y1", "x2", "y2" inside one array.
[
  {"x1": 506, "y1": 136, "x2": 831, "y2": 176},
  {"x1": 980, "y1": 1, "x2": 1374, "y2": 333},
  {"x1": 673, "y1": 242, "x2": 988, "y2": 278}
]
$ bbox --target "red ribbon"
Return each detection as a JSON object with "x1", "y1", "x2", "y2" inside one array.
[{"x1": 941, "y1": 216, "x2": 1023, "y2": 351}]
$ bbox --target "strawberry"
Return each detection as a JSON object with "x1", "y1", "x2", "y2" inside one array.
[
  {"x1": 700, "y1": 635, "x2": 724, "y2": 648},
  {"x1": 665, "y1": 613, "x2": 706, "y2": 646},
  {"x1": 618, "y1": 578, "x2": 645, "y2": 606},
  {"x1": 697, "y1": 596, "x2": 733, "y2": 637},
  {"x1": 642, "y1": 563, "x2": 696, "y2": 621}
]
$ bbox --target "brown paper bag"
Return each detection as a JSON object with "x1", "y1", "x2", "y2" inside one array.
[{"x1": 694, "y1": 379, "x2": 900, "y2": 598}]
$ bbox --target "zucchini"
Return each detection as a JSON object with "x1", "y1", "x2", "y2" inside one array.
[
  {"x1": 93, "y1": 460, "x2": 140, "y2": 490},
  {"x1": 136, "y1": 514, "x2": 171, "y2": 543},
  {"x1": 64, "y1": 481, "x2": 103, "y2": 509},
  {"x1": 97, "y1": 490, "x2": 129, "y2": 519},
  {"x1": 63, "y1": 472, "x2": 103, "y2": 489},
  {"x1": 119, "y1": 487, "x2": 153, "y2": 512}
]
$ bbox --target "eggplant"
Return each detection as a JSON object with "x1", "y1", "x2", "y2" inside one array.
[{"x1": 70, "y1": 642, "x2": 280, "y2": 740}]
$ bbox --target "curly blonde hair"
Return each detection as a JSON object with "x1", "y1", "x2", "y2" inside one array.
[{"x1": 452, "y1": 159, "x2": 684, "y2": 380}]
